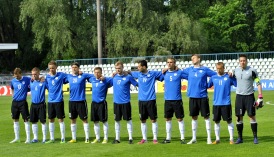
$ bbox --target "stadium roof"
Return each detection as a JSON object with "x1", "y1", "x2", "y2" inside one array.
[{"x1": 0, "y1": 43, "x2": 18, "y2": 52}]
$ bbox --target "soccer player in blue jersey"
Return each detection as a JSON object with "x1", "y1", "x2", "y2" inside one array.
[
  {"x1": 161, "y1": 58, "x2": 188, "y2": 144},
  {"x1": 208, "y1": 62, "x2": 237, "y2": 144},
  {"x1": 89, "y1": 67, "x2": 112, "y2": 144},
  {"x1": 45, "y1": 61, "x2": 67, "y2": 144},
  {"x1": 10, "y1": 68, "x2": 31, "y2": 144},
  {"x1": 185, "y1": 54, "x2": 216, "y2": 144},
  {"x1": 112, "y1": 61, "x2": 138, "y2": 144},
  {"x1": 233, "y1": 54, "x2": 263, "y2": 144},
  {"x1": 65, "y1": 62, "x2": 94, "y2": 143},
  {"x1": 30, "y1": 67, "x2": 48, "y2": 143},
  {"x1": 131, "y1": 60, "x2": 164, "y2": 144}
]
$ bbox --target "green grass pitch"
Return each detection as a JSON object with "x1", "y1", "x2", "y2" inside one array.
[{"x1": 1, "y1": 91, "x2": 274, "y2": 157}]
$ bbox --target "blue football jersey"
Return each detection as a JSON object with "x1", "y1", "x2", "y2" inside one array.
[
  {"x1": 208, "y1": 73, "x2": 237, "y2": 105},
  {"x1": 183, "y1": 66, "x2": 216, "y2": 98},
  {"x1": 65, "y1": 73, "x2": 93, "y2": 101},
  {"x1": 112, "y1": 74, "x2": 138, "y2": 104},
  {"x1": 89, "y1": 77, "x2": 112, "y2": 103},
  {"x1": 46, "y1": 72, "x2": 67, "y2": 103},
  {"x1": 164, "y1": 70, "x2": 187, "y2": 100},
  {"x1": 11, "y1": 76, "x2": 31, "y2": 101},
  {"x1": 30, "y1": 80, "x2": 47, "y2": 103},
  {"x1": 131, "y1": 71, "x2": 164, "y2": 101}
]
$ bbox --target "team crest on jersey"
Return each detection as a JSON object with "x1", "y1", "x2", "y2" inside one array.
[
  {"x1": 22, "y1": 81, "x2": 25, "y2": 84},
  {"x1": 174, "y1": 73, "x2": 177, "y2": 76},
  {"x1": 122, "y1": 78, "x2": 126, "y2": 80},
  {"x1": 73, "y1": 78, "x2": 78, "y2": 83},
  {"x1": 55, "y1": 77, "x2": 58, "y2": 80},
  {"x1": 100, "y1": 81, "x2": 103, "y2": 83},
  {"x1": 199, "y1": 70, "x2": 203, "y2": 73},
  {"x1": 224, "y1": 77, "x2": 228, "y2": 81},
  {"x1": 39, "y1": 83, "x2": 43, "y2": 86},
  {"x1": 78, "y1": 75, "x2": 81, "y2": 78},
  {"x1": 147, "y1": 74, "x2": 150, "y2": 77}
]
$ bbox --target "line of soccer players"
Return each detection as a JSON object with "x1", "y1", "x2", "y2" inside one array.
[{"x1": 9, "y1": 54, "x2": 263, "y2": 144}]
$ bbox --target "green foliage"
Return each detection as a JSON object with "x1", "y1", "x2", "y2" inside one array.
[
  {"x1": 0, "y1": 0, "x2": 47, "y2": 71},
  {"x1": 20, "y1": 0, "x2": 72, "y2": 58},
  {"x1": 252, "y1": 0, "x2": 274, "y2": 51},
  {"x1": 106, "y1": 0, "x2": 207, "y2": 57},
  {"x1": 0, "y1": 0, "x2": 273, "y2": 71},
  {"x1": 160, "y1": 12, "x2": 207, "y2": 55},
  {"x1": 201, "y1": 0, "x2": 273, "y2": 53},
  {"x1": 154, "y1": 46, "x2": 172, "y2": 56},
  {"x1": 106, "y1": 0, "x2": 164, "y2": 57},
  {"x1": 19, "y1": 0, "x2": 98, "y2": 60}
]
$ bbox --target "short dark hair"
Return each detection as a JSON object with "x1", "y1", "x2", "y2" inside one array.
[
  {"x1": 94, "y1": 67, "x2": 102, "y2": 72},
  {"x1": 138, "y1": 60, "x2": 147, "y2": 68},
  {"x1": 71, "y1": 62, "x2": 80, "y2": 67},
  {"x1": 191, "y1": 54, "x2": 201, "y2": 62},
  {"x1": 239, "y1": 54, "x2": 247, "y2": 59},
  {"x1": 216, "y1": 62, "x2": 225, "y2": 68}
]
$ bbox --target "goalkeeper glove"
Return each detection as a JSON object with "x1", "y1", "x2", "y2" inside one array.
[{"x1": 254, "y1": 94, "x2": 263, "y2": 109}]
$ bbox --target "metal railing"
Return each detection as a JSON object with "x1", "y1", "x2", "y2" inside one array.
[{"x1": 1, "y1": 51, "x2": 273, "y2": 85}]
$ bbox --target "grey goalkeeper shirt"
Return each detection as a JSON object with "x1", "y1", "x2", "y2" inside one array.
[{"x1": 233, "y1": 66, "x2": 259, "y2": 95}]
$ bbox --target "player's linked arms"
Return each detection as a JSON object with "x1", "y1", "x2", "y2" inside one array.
[
  {"x1": 162, "y1": 68, "x2": 168, "y2": 74},
  {"x1": 100, "y1": 76, "x2": 105, "y2": 81},
  {"x1": 123, "y1": 71, "x2": 129, "y2": 75},
  {"x1": 112, "y1": 72, "x2": 117, "y2": 77},
  {"x1": 227, "y1": 72, "x2": 234, "y2": 77},
  {"x1": 162, "y1": 66, "x2": 179, "y2": 74},
  {"x1": 31, "y1": 76, "x2": 45, "y2": 82},
  {"x1": 112, "y1": 71, "x2": 129, "y2": 77}
]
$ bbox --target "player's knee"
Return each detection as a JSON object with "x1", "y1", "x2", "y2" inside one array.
[
  {"x1": 250, "y1": 118, "x2": 257, "y2": 123},
  {"x1": 71, "y1": 119, "x2": 77, "y2": 124},
  {"x1": 226, "y1": 120, "x2": 232, "y2": 124},
  {"x1": 236, "y1": 116, "x2": 243, "y2": 122},
  {"x1": 204, "y1": 116, "x2": 210, "y2": 120},
  {"x1": 151, "y1": 119, "x2": 157, "y2": 123},
  {"x1": 82, "y1": 119, "x2": 88, "y2": 123}
]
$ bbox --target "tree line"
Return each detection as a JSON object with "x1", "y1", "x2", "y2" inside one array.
[{"x1": 0, "y1": 0, "x2": 273, "y2": 72}]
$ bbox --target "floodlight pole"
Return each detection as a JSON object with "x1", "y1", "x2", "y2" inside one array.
[{"x1": 97, "y1": 0, "x2": 102, "y2": 65}]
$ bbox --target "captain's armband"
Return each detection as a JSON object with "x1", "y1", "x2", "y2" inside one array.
[{"x1": 254, "y1": 77, "x2": 261, "y2": 86}]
